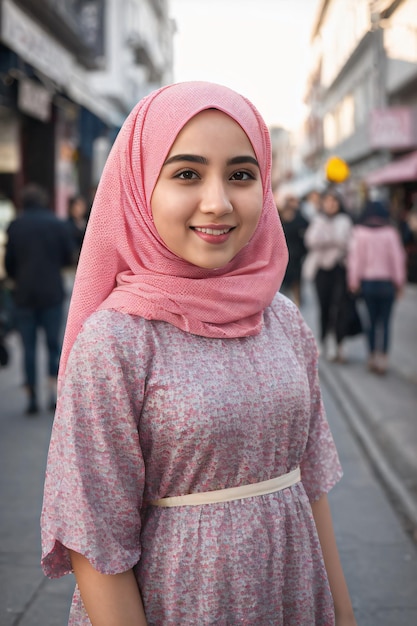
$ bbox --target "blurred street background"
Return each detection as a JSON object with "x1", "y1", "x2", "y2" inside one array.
[{"x1": 1, "y1": 0, "x2": 417, "y2": 625}]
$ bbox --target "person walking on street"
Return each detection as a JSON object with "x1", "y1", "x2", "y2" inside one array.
[
  {"x1": 277, "y1": 194, "x2": 308, "y2": 307},
  {"x1": 5, "y1": 184, "x2": 74, "y2": 414},
  {"x1": 347, "y1": 200, "x2": 406, "y2": 375},
  {"x1": 41, "y1": 82, "x2": 356, "y2": 626},
  {"x1": 304, "y1": 189, "x2": 353, "y2": 362},
  {"x1": 66, "y1": 194, "x2": 88, "y2": 266},
  {"x1": 0, "y1": 190, "x2": 16, "y2": 368},
  {"x1": 301, "y1": 188, "x2": 321, "y2": 223}
]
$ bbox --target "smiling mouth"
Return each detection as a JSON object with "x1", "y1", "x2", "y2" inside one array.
[{"x1": 191, "y1": 227, "x2": 235, "y2": 235}]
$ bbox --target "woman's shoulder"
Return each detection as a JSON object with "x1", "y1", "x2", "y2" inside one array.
[
  {"x1": 72, "y1": 309, "x2": 156, "y2": 361},
  {"x1": 267, "y1": 292, "x2": 316, "y2": 349},
  {"x1": 307, "y1": 213, "x2": 327, "y2": 227},
  {"x1": 269, "y1": 291, "x2": 300, "y2": 319},
  {"x1": 82, "y1": 308, "x2": 148, "y2": 333},
  {"x1": 307, "y1": 211, "x2": 351, "y2": 229},
  {"x1": 352, "y1": 224, "x2": 370, "y2": 238},
  {"x1": 354, "y1": 223, "x2": 399, "y2": 239}
]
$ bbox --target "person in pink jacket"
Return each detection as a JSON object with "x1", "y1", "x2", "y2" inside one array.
[{"x1": 347, "y1": 200, "x2": 406, "y2": 374}]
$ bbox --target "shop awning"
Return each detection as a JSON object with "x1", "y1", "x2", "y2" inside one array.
[{"x1": 366, "y1": 150, "x2": 417, "y2": 186}]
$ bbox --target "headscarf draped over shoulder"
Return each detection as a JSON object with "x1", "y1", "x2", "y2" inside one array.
[{"x1": 59, "y1": 81, "x2": 288, "y2": 380}]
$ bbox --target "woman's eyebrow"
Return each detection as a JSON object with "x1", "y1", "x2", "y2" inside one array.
[
  {"x1": 162, "y1": 154, "x2": 259, "y2": 168},
  {"x1": 227, "y1": 156, "x2": 259, "y2": 168},
  {"x1": 163, "y1": 154, "x2": 208, "y2": 166}
]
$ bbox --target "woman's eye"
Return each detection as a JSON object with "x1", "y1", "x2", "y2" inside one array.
[
  {"x1": 175, "y1": 170, "x2": 199, "y2": 180},
  {"x1": 231, "y1": 170, "x2": 255, "y2": 181}
]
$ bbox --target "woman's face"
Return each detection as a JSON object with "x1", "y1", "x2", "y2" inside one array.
[
  {"x1": 322, "y1": 194, "x2": 340, "y2": 216},
  {"x1": 72, "y1": 198, "x2": 86, "y2": 219},
  {"x1": 150, "y1": 109, "x2": 263, "y2": 270}
]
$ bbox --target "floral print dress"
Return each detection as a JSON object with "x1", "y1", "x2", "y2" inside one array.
[{"x1": 41, "y1": 294, "x2": 342, "y2": 625}]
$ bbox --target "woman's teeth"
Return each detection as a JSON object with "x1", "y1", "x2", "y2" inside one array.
[{"x1": 194, "y1": 227, "x2": 231, "y2": 235}]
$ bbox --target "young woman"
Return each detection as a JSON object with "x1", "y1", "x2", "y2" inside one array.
[
  {"x1": 41, "y1": 82, "x2": 356, "y2": 625},
  {"x1": 348, "y1": 200, "x2": 406, "y2": 374},
  {"x1": 304, "y1": 190, "x2": 353, "y2": 362}
]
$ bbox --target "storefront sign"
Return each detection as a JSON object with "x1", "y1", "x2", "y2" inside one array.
[
  {"x1": 79, "y1": 0, "x2": 105, "y2": 58},
  {"x1": 18, "y1": 79, "x2": 51, "y2": 123},
  {"x1": 1, "y1": 0, "x2": 73, "y2": 85},
  {"x1": 369, "y1": 107, "x2": 417, "y2": 150}
]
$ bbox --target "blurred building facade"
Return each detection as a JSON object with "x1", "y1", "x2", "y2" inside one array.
[
  {"x1": 0, "y1": 0, "x2": 173, "y2": 218},
  {"x1": 270, "y1": 126, "x2": 292, "y2": 194},
  {"x1": 279, "y1": 0, "x2": 417, "y2": 222}
]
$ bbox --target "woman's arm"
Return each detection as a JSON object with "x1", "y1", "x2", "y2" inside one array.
[
  {"x1": 391, "y1": 228, "x2": 407, "y2": 291},
  {"x1": 346, "y1": 229, "x2": 361, "y2": 293},
  {"x1": 311, "y1": 495, "x2": 357, "y2": 626},
  {"x1": 70, "y1": 550, "x2": 148, "y2": 626}
]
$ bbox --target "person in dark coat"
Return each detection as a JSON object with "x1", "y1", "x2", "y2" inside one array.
[
  {"x1": 66, "y1": 194, "x2": 88, "y2": 265},
  {"x1": 277, "y1": 194, "x2": 309, "y2": 307},
  {"x1": 5, "y1": 184, "x2": 74, "y2": 414}
]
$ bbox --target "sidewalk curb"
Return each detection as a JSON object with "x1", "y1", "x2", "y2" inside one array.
[{"x1": 319, "y1": 359, "x2": 417, "y2": 533}]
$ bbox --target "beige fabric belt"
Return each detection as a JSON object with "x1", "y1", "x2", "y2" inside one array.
[{"x1": 150, "y1": 467, "x2": 301, "y2": 508}]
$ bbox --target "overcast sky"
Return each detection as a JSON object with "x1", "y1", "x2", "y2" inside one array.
[{"x1": 169, "y1": 0, "x2": 321, "y2": 129}]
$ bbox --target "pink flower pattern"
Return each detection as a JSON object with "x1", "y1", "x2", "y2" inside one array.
[{"x1": 41, "y1": 294, "x2": 342, "y2": 625}]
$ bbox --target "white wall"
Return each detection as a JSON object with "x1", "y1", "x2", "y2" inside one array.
[{"x1": 89, "y1": 0, "x2": 173, "y2": 118}]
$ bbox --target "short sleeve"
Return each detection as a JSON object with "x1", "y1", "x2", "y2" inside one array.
[
  {"x1": 41, "y1": 311, "x2": 146, "y2": 578},
  {"x1": 298, "y1": 319, "x2": 343, "y2": 501}
]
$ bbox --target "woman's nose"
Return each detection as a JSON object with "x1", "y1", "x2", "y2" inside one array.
[{"x1": 199, "y1": 178, "x2": 233, "y2": 215}]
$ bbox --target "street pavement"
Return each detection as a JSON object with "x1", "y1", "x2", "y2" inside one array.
[
  {"x1": 302, "y1": 283, "x2": 417, "y2": 533},
  {"x1": 0, "y1": 283, "x2": 416, "y2": 625},
  {"x1": 302, "y1": 282, "x2": 417, "y2": 624}
]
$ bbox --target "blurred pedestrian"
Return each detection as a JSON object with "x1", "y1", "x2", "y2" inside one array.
[
  {"x1": 0, "y1": 190, "x2": 16, "y2": 367},
  {"x1": 0, "y1": 279, "x2": 12, "y2": 367},
  {"x1": 277, "y1": 194, "x2": 308, "y2": 307},
  {"x1": 66, "y1": 194, "x2": 88, "y2": 265},
  {"x1": 41, "y1": 82, "x2": 356, "y2": 626},
  {"x1": 398, "y1": 196, "x2": 417, "y2": 283},
  {"x1": 304, "y1": 188, "x2": 353, "y2": 362},
  {"x1": 347, "y1": 200, "x2": 406, "y2": 375},
  {"x1": 0, "y1": 189, "x2": 16, "y2": 279},
  {"x1": 301, "y1": 188, "x2": 321, "y2": 222},
  {"x1": 5, "y1": 184, "x2": 74, "y2": 414}
]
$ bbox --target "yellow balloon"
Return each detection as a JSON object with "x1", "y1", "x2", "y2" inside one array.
[{"x1": 325, "y1": 156, "x2": 350, "y2": 183}]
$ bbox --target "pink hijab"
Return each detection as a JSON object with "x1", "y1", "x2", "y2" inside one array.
[{"x1": 59, "y1": 81, "x2": 288, "y2": 380}]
